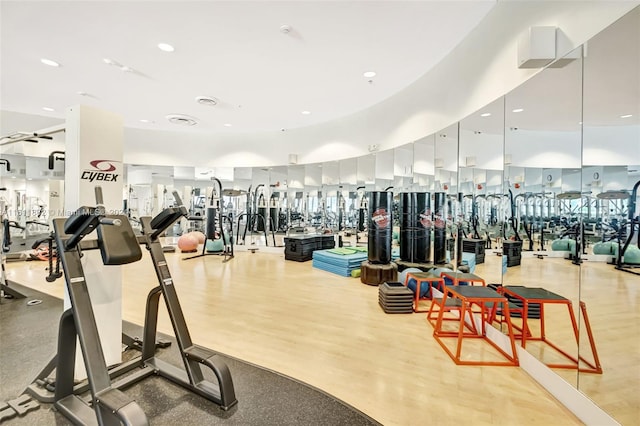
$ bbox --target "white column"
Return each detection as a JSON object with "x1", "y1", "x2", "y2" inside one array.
[{"x1": 64, "y1": 105, "x2": 124, "y2": 371}]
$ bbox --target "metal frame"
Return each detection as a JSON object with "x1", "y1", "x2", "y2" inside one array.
[
  {"x1": 501, "y1": 286, "x2": 602, "y2": 374},
  {"x1": 35, "y1": 212, "x2": 149, "y2": 425},
  {"x1": 112, "y1": 198, "x2": 237, "y2": 410},
  {"x1": 433, "y1": 285, "x2": 519, "y2": 367},
  {"x1": 25, "y1": 190, "x2": 236, "y2": 424}
]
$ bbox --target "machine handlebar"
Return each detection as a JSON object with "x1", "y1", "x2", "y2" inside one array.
[{"x1": 172, "y1": 190, "x2": 184, "y2": 207}]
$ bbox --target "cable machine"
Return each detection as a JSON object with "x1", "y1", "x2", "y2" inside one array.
[
  {"x1": 615, "y1": 180, "x2": 640, "y2": 275},
  {"x1": 0, "y1": 188, "x2": 27, "y2": 301},
  {"x1": 235, "y1": 184, "x2": 276, "y2": 246},
  {"x1": 184, "y1": 178, "x2": 234, "y2": 261}
]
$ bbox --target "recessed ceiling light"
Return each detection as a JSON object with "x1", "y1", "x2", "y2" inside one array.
[
  {"x1": 301, "y1": 110, "x2": 311, "y2": 115},
  {"x1": 157, "y1": 43, "x2": 175, "y2": 52},
  {"x1": 620, "y1": 114, "x2": 633, "y2": 118},
  {"x1": 165, "y1": 114, "x2": 198, "y2": 126},
  {"x1": 480, "y1": 113, "x2": 491, "y2": 117},
  {"x1": 195, "y1": 96, "x2": 218, "y2": 106},
  {"x1": 139, "y1": 119, "x2": 155, "y2": 124},
  {"x1": 363, "y1": 71, "x2": 376, "y2": 78},
  {"x1": 223, "y1": 123, "x2": 232, "y2": 127},
  {"x1": 40, "y1": 58, "x2": 60, "y2": 67},
  {"x1": 42, "y1": 107, "x2": 55, "y2": 112},
  {"x1": 512, "y1": 108, "x2": 524, "y2": 113}
]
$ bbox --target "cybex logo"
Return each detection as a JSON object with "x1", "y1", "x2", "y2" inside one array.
[
  {"x1": 81, "y1": 160, "x2": 120, "y2": 182},
  {"x1": 89, "y1": 160, "x2": 117, "y2": 172}
]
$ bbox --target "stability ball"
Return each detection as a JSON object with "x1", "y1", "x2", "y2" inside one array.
[
  {"x1": 593, "y1": 241, "x2": 617, "y2": 256},
  {"x1": 623, "y1": 246, "x2": 640, "y2": 264},
  {"x1": 178, "y1": 233, "x2": 199, "y2": 253},
  {"x1": 190, "y1": 231, "x2": 206, "y2": 244},
  {"x1": 206, "y1": 239, "x2": 224, "y2": 253}
]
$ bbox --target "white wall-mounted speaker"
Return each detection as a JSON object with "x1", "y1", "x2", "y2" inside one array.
[{"x1": 518, "y1": 26, "x2": 556, "y2": 69}]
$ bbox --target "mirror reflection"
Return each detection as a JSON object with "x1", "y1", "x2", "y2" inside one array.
[
  {"x1": 459, "y1": 96, "x2": 504, "y2": 284},
  {"x1": 577, "y1": 7, "x2": 640, "y2": 424},
  {"x1": 503, "y1": 46, "x2": 584, "y2": 388}
]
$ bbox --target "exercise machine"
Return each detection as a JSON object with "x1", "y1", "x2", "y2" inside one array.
[
  {"x1": 615, "y1": 180, "x2": 640, "y2": 275},
  {"x1": 26, "y1": 187, "x2": 148, "y2": 425},
  {"x1": 184, "y1": 177, "x2": 234, "y2": 261},
  {"x1": 107, "y1": 190, "x2": 237, "y2": 409},
  {"x1": 25, "y1": 188, "x2": 237, "y2": 424},
  {"x1": 236, "y1": 184, "x2": 276, "y2": 246},
  {"x1": 0, "y1": 190, "x2": 27, "y2": 300},
  {"x1": 48, "y1": 150, "x2": 65, "y2": 170}
]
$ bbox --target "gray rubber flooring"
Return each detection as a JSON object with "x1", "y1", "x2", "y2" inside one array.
[{"x1": 0, "y1": 282, "x2": 380, "y2": 425}]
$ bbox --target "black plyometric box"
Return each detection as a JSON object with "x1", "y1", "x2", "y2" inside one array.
[
  {"x1": 503, "y1": 240, "x2": 523, "y2": 267},
  {"x1": 284, "y1": 234, "x2": 335, "y2": 262},
  {"x1": 378, "y1": 281, "x2": 414, "y2": 314},
  {"x1": 463, "y1": 238, "x2": 486, "y2": 264}
]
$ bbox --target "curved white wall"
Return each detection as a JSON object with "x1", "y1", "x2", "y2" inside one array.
[
  {"x1": 2, "y1": 1, "x2": 638, "y2": 169},
  {"x1": 119, "y1": 0, "x2": 638, "y2": 168}
]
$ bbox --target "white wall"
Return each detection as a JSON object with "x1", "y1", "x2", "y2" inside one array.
[
  {"x1": 583, "y1": 125, "x2": 640, "y2": 166},
  {"x1": 507, "y1": 129, "x2": 582, "y2": 169},
  {"x1": 459, "y1": 130, "x2": 504, "y2": 170},
  {"x1": 117, "y1": 1, "x2": 639, "y2": 168},
  {"x1": 1, "y1": 2, "x2": 637, "y2": 171}
]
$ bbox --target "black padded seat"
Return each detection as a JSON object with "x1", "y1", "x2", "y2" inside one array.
[{"x1": 97, "y1": 215, "x2": 142, "y2": 265}]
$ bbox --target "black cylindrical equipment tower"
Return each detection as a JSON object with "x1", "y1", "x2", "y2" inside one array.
[
  {"x1": 433, "y1": 192, "x2": 447, "y2": 264},
  {"x1": 367, "y1": 191, "x2": 393, "y2": 264},
  {"x1": 399, "y1": 192, "x2": 414, "y2": 261},
  {"x1": 399, "y1": 192, "x2": 432, "y2": 264},
  {"x1": 414, "y1": 192, "x2": 432, "y2": 263}
]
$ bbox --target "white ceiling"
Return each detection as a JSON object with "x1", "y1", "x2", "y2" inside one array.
[{"x1": 0, "y1": 0, "x2": 495, "y2": 133}]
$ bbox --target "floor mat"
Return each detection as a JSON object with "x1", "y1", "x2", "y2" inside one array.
[{"x1": 0, "y1": 283, "x2": 380, "y2": 426}]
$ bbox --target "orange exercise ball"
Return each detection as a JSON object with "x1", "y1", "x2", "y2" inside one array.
[
  {"x1": 190, "y1": 231, "x2": 206, "y2": 244},
  {"x1": 178, "y1": 233, "x2": 199, "y2": 253}
]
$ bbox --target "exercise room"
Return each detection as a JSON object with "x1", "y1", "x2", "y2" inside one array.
[{"x1": 1, "y1": 1, "x2": 638, "y2": 425}]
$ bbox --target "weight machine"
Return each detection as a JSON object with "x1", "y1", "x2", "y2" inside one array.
[
  {"x1": 24, "y1": 187, "x2": 237, "y2": 425},
  {"x1": 615, "y1": 180, "x2": 640, "y2": 275},
  {"x1": 235, "y1": 184, "x2": 276, "y2": 246},
  {"x1": 184, "y1": 177, "x2": 234, "y2": 261}
]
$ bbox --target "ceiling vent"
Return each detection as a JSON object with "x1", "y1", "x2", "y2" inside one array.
[
  {"x1": 166, "y1": 114, "x2": 198, "y2": 126},
  {"x1": 195, "y1": 96, "x2": 218, "y2": 106}
]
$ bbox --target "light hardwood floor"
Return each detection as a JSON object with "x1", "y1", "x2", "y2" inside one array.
[{"x1": 6, "y1": 243, "x2": 638, "y2": 425}]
